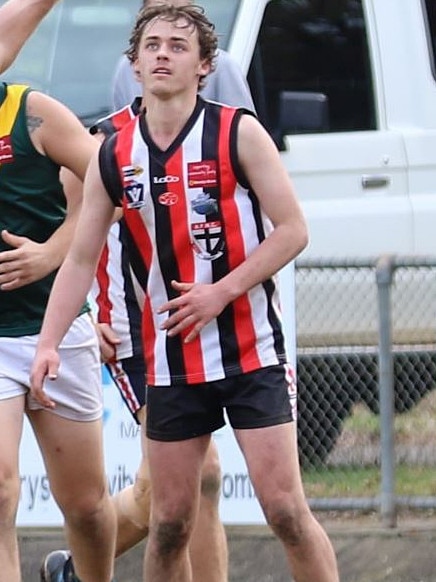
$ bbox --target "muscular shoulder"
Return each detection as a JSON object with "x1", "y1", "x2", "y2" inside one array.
[
  {"x1": 25, "y1": 91, "x2": 84, "y2": 137},
  {"x1": 25, "y1": 91, "x2": 96, "y2": 169}
]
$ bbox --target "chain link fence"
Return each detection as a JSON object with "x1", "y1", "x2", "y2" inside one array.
[{"x1": 294, "y1": 256, "x2": 436, "y2": 522}]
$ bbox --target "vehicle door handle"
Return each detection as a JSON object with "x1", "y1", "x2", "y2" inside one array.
[{"x1": 361, "y1": 175, "x2": 390, "y2": 189}]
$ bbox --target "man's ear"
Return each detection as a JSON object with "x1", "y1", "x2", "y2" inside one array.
[{"x1": 198, "y1": 59, "x2": 211, "y2": 78}]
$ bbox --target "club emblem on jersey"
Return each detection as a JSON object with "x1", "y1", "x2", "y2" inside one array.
[
  {"x1": 191, "y1": 192, "x2": 218, "y2": 215},
  {"x1": 125, "y1": 183, "x2": 145, "y2": 209},
  {"x1": 158, "y1": 191, "x2": 178, "y2": 206},
  {"x1": 0, "y1": 135, "x2": 13, "y2": 164},
  {"x1": 191, "y1": 220, "x2": 224, "y2": 261},
  {"x1": 187, "y1": 160, "x2": 217, "y2": 188}
]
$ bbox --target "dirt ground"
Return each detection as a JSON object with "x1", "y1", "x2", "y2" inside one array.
[{"x1": 19, "y1": 509, "x2": 436, "y2": 581}]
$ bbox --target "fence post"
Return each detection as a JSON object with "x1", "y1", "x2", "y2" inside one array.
[{"x1": 375, "y1": 255, "x2": 397, "y2": 527}]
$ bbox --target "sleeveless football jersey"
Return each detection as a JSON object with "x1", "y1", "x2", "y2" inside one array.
[
  {"x1": 99, "y1": 97, "x2": 288, "y2": 385},
  {"x1": 0, "y1": 83, "x2": 72, "y2": 336},
  {"x1": 90, "y1": 99, "x2": 143, "y2": 360}
]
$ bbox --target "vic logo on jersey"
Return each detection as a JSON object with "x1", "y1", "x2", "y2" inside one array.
[{"x1": 125, "y1": 183, "x2": 145, "y2": 209}]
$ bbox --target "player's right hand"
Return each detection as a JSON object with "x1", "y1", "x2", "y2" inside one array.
[
  {"x1": 29, "y1": 348, "x2": 59, "y2": 409},
  {"x1": 95, "y1": 322, "x2": 121, "y2": 363}
]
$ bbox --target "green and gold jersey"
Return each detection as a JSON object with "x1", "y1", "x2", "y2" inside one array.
[{"x1": 0, "y1": 82, "x2": 83, "y2": 336}]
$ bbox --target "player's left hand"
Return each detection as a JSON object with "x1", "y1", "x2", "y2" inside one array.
[
  {"x1": 0, "y1": 229, "x2": 52, "y2": 290},
  {"x1": 157, "y1": 280, "x2": 227, "y2": 343}
]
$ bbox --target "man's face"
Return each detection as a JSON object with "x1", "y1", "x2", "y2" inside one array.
[{"x1": 134, "y1": 16, "x2": 209, "y2": 98}]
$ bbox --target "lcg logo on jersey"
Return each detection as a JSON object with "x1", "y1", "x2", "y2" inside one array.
[{"x1": 153, "y1": 175, "x2": 180, "y2": 184}]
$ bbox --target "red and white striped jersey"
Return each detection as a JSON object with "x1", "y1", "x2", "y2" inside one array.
[
  {"x1": 99, "y1": 98, "x2": 289, "y2": 385},
  {"x1": 90, "y1": 100, "x2": 143, "y2": 360}
]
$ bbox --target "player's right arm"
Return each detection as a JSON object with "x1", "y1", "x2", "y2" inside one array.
[
  {"x1": 0, "y1": 0, "x2": 60, "y2": 74},
  {"x1": 30, "y1": 150, "x2": 115, "y2": 407}
]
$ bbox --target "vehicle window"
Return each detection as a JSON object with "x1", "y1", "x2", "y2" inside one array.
[
  {"x1": 423, "y1": 0, "x2": 436, "y2": 75},
  {"x1": 1, "y1": 0, "x2": 141, "y2": 124},
  {"x1": 200, "y1": 0, "x2": 240, "y2": 49},
  {"x1": 248, "y1": 0, "x2": 376, "y2": 137},
  {"x1": 1, "y1": 0, "x2": 239, "y2": 124}
]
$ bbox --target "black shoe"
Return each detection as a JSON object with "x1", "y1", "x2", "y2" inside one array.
[{"x1": 40, "y1": 551, "x2": 78, "y2": 582}]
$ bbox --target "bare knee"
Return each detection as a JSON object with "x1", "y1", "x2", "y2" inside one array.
[
  {"x1": 56, "y1": 484, "x2": 109, "y2": 527},
  {"x1": 264, "y1": 499, "x2": 312, "y2": 546},
  {"x1": 153, "y1": 518, "x2": 191, "y2": 558},
  {"x1": 0, "y1": 469, "x2": 20, "y2": 523}
]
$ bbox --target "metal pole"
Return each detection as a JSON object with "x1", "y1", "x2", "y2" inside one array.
[{"x1": 375, "y1": 255, "x2": 397, "y2": 527}]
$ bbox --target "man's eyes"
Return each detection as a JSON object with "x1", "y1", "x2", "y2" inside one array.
[{"x1": 144, "y1": 42, "x2": 186, "y2": 52}]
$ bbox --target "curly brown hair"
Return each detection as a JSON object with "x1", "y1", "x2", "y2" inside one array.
[{"x1": 126, "y1": 4, "x2": 218, "y2": 90}]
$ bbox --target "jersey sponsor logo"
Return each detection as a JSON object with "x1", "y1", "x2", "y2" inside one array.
[
  {"x1": 122, "y1": 165, "x2": 143, "y2": 179},
  {"x1": 153, "y1": 175, "x2": 179, "y2": 184},
  {"x1": 125, "y1": 183, "x2": 145, "y2": 209},
  {"x1": 191, "y1": 220, "x2": 224, "y2": 260},
  {"x1": 0, "y1": 135, "x2": 13, "y2": 164},
  {"x1": 191, "y1": 192, "x2": 218, "y2": 215},
  {"x1": 158, "y1": 191, "x2": 179, "y2": 206},
  {"x1": 187, "y1": 160, "x2": 217, "y2": 188}
]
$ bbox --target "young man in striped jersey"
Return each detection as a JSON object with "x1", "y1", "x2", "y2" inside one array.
[
  {"x1": 41, "y1": 98, "x2": 229, "y2": 582},
  {"x1": 31, "y1": 5, "x2": 339, "y2": 581},
  {"x1": 42, "y1": 1, "x2": 256, "y2": 579}
]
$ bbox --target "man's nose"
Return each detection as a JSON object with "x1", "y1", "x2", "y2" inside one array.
[{"x1": 156, "y1": 43, "x2": 169, "y2": 58}]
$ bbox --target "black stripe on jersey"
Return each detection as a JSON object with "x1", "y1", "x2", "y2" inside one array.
[
  {"x1": 99, "y1": 134, "x2": 123, "y2": 207},
  {"x1": 119, "y1": 221, "x2": 144, "y2": 357},
  {"x1": 122, "y1": 222, "x2": 149, "y2": 299},
  {"x1": 202, "y1": 101, "x2": 243, "y2": 375},
  {"x1": 229, "y1": 108, "x2": 257, "y2": 189},
  {"x1": 248, "y1": 184, "x2": 286, "y2": 360},
  {"x1": 147, "y1": 147, "x2": 186, "y2": 381}
]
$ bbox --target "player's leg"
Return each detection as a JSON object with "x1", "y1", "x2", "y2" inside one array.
[
  {"x1": 237, "y1": 422, "x2": 339, "y2": 581},
  {"x1": 190, "y1": 440, "x2": 228, "y2": 582},
  {"x1": 105, "y1": 359, "x2": 151, "y2": 556},
  {"x1": 228, "y1": 365, "x2": 339, "y2": 582},
  {"x1": 28, "y1": 314, "x2": 116, "y2": 582},
  {"x1": 113, "y1": 418, "x2": 228, "y2": 581},
  {"x1": 0, "y1": 387, "x2": 25, "y2": 582},
  {"x1": 144, "y1": 381, "x2": 225, "y2": 581},
  {"x1": 145, "y1": 434, "x2": 211, "y2": 581},
  {"x1": 30, "y1": 411, "x2": 116, "y2": 582},
  {"x1": 113, "y1": 407, "x2": 151, "y2": 556}
]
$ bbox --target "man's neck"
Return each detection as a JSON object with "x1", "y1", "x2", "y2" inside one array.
[{"x1": 143, "y1": 92, "x2": 198, "y2": 151}]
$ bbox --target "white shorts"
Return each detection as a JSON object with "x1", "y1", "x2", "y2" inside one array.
[{"x1": 0, "y1": 313, "x2": 103, "y2": 421}]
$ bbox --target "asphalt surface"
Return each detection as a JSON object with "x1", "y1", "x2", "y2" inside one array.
[{"x1": 19, "y1": 513, "x2": 436, "y2": 581}]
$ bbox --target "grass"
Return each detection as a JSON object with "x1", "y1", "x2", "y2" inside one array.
[
  {"x1": 301, "y1": 390, "x2": 436, "y2": 498},
  {"x1": 303, "y1": 465, "x2": 436, "y2": 498}
]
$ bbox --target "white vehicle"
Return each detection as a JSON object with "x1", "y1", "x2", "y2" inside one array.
[
  {"x1": 4, "y1": 0, "x2": 435, "y2": 259},
  {"x1": 3, "y1": 0, "x2": 435, "y2": 463}
]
